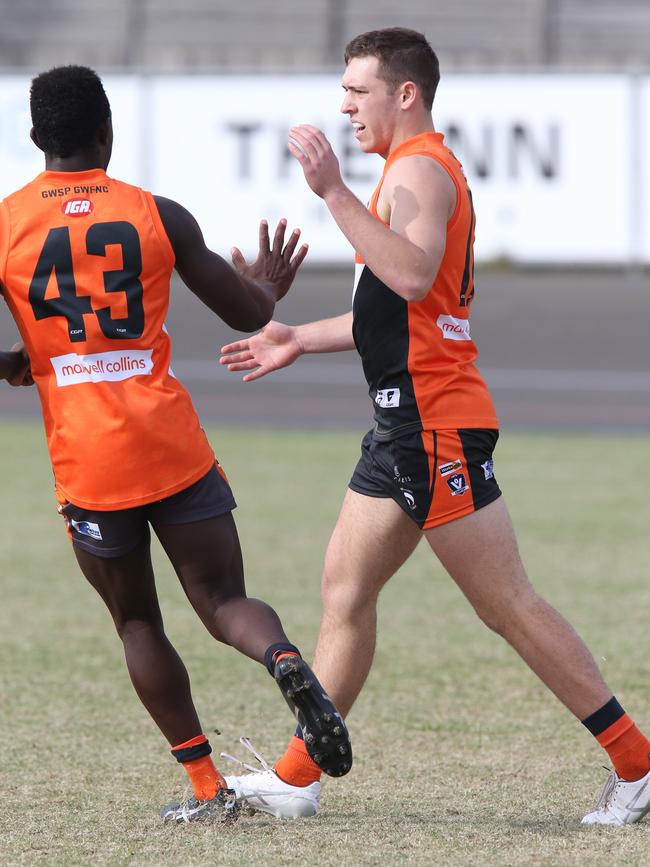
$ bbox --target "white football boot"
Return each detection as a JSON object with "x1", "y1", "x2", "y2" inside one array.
[
  {"x1": 222, "y1": 737, "x2": 320, "y2": 819},
  {"x1": 582, "y1": 767, "x2": 650, "y2": 826}
]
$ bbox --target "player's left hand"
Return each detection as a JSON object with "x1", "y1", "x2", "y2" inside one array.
[
  {"x1": 288, "y1": 125, "x2": 346, "y2": 200},
  {"x1": 7, "y1": 342, "x2": 34, "y2": 387}
]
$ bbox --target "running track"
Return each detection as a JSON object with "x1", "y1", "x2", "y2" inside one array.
[{"x1": 1, "y1": 269, "x2": 648, "y2": 433}]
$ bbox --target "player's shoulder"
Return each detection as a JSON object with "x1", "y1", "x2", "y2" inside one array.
[
  {"x1": 152, "y1": 194, "x2": 183, "y2": 219},
  {"x1": 151, "y1": 195, "x2": 201, "y2": 242},
  {"x1": 384, "y1": 152, "x2": 457, "y2": 202},
  {"x1": 386, "y1": 151, "x2": 452, "y2": 178},
  {"x1": 105, "y1": 173, "x2": 149, "y2": 199}
]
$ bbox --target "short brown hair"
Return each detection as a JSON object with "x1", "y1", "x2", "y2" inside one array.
[{"x1": 344, "y1": 28, "x2": 440, "y2": 110}]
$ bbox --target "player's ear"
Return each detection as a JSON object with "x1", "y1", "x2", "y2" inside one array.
[
  {"x1": 97, "y1": 116, "x2": 112, "y2": 146},
  {"x1": 399, "y1": 82, "x2": 417, "y2": 110},
  {"x1": 29, "y1": 127, "x2": 44, "y2": 152},
  {"x1": 98, "y1": 116, "x2": 114, "y2": 168}
]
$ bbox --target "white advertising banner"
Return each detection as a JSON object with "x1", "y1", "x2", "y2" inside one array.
[
  {"x1": 639, "y1": 78, "x2": 650, "y2": 263},
  {"x1": 0, "y1": 75, "x2": 142, "y2": 196},
  {"x1": 434, "y1": 75, "x2": 632, "y2": 263},
  {"x1": 147, "y1": 74, "x2": 383, "y2": 262},
  {"x1": 0, "y1": 73, "x2": 641, "y2": 264}
]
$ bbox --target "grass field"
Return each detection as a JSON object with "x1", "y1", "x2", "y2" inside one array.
[{"x1": 1, "y1": 421, "x2": 649, "y2": 866}]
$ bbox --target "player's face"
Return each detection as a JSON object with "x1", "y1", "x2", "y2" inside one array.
[{"x1": 340, "y1": 56, "x2": 400, "y2": 158}]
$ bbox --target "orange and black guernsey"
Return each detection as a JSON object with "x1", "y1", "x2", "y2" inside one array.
[
  {"x1": 352, "y1": 132, "x2": 498, "y2": 437},
  {"x1": 0, "y1": 169, "x2": 216, "y2": 510}
]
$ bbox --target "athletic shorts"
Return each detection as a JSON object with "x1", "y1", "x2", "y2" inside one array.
[
  {"x1": 349, "y1": 428, "x2": 501, "y2": 530},
  {"x1": 58, "y1": 463, "x2": 237, "y2": 558}
]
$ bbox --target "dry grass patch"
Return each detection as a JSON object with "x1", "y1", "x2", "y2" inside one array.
[{"x1": 1, "y1": 423, "x2": 649, "y2": 865}]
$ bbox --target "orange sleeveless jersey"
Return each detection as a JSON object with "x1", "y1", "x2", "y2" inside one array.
[
  {"x1": 0, "y1": 169, "x2": 216, "y2": 510},
  {"x1": 352, "y1": 132, "x2": 498, "y2": 435}
]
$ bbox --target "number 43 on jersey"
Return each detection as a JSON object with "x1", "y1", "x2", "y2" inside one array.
[{"x1": 29, "y1": 220, "x2": 145, "y2": 343}]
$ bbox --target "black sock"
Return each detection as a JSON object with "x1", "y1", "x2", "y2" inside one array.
[
  {"x1": 581, "y1": 696, "x2": 626, "y2": 736},
  {"x1": 263, "y1": 642, "x2": 301, "y2": 676}
]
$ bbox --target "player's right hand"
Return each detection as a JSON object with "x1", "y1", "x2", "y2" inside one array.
[
  {"x1": 7, "y1": 342, "x2": 34, "y2": 387},
  {"x1": 220, "y1": 320, "x2": 303, "y2": 382},
  {"x1": 231, "y1": 219, "x2": 308, "y2": 304}
]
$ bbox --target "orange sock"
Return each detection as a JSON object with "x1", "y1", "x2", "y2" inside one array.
[
  {"x1": 596, "y1": 715, "x2": 650, "y2": 782},
  {"x1": 172, "y1": 734, "x2": 226, "y2": 801},
  {"x1": 274, "y1": 651, "x2": 300, "y2": 666},
  {"x1": 274, "y1": 735, "x2": 322, "y2": 787}
]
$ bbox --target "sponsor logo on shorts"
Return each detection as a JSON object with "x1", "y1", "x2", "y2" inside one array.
[
  {"x1": 436, "y1": 314, "x2": 471, "y2": 341},
  {"x1": 481, "y1": 459, "x2": 495, "y2": 480},
  {"x1": 50, "y1": 349, "x2": 154, "y2": 387},
  {"x1": 401, "y1": 489, "x2": 417, "y2": 510},
  {"x1": 447, "y1": 473, "x2": 469, "y2": 496},
  {"x1": 393, "y1": 465, "x2": 412, "y2": 484},
  {"x1": 61, "y1": 197, "x2": 94, "y2": 217},
  {"x1": 70, "y1": 519, "x2": 103, "y2": 540},
  {"x1": 375, "y1": 387, "x2": 400, "y2": 408},
  {"x1": 439, "y1": 459, "x2": 462, "y2": 477}
]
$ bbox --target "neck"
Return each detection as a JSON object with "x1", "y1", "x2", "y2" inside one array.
[
  {"x1": 385, "y1": 114, "x2": 435, "y2": 158},
  {"x1": 45, "y1": 151, "x2": 105, "y2": 172}
]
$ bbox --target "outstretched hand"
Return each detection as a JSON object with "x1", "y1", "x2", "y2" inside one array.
[
  {"x1": 231, "y1": 219, "x2": 308, "y2": 303},
  {"x1": 220, "y1": 321, "x2": 303, "y2": 382}
]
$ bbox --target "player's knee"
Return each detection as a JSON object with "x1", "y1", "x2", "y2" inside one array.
[
  {"x1": 474, "y1": 603, "x2": 508, "y2": 636},
  {"x1": 116, "y1": 615, "x2": 162, "y2": 642},
  {"x1": 473, "y1": 586, "x2": 542, "y2": 637},
  {"x1": 321, "y1": 563, "x2": 377, "y2": 621}
]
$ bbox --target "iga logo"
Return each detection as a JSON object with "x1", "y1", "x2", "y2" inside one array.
[{"x1": 62, "y1": 197, "x2": 94, "y2": 217}]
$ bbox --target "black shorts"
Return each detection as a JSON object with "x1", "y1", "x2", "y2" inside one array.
[
  {"x1": 349, "y1": 428, "x2": 501, "y2": 529},
  {"x1": 59, "y1": 463, "x2": 237, "y2": 558}
]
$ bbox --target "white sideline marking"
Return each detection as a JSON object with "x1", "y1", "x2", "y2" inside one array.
[{"x1": 173, "y1": 360, "x2": 650, "y2": 393}]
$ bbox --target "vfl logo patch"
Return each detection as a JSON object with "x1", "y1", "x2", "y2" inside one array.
[
  {"x1": 481, "y1": 459, "x2": 494, "y2": 480},
  {"x1": 70, "y1": 519, "x2": 103, "y2": 541},
  {"x1": 447, "y1": 473, "x2": 468, "y2": 496},
  {"x1": 375, "y1": 388, "x2": 400, "y2": 408},
  {"x1": 439, "y1": 459, "x2": 462, "y2": 477},
  {"x1": 61, "y1": 197, "x2": 94, "y2": 217},
  {"x1": 436, "y1": 314, "x2": 471, "y2": 341},
  {"x1": 50, "y1": 350, "x2": 154, "y2": 387}
]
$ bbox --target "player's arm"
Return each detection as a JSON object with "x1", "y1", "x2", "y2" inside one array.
[
  {"x1": 0, "y1": 342, "x2": 34, "y2": 386},
  {"x1": 220, "y1": 312, "x2": 354, "y2": 382},
  {"x1": 154, "y1": 196, "x2": 308, "y2": 332},
  {"x1": 288, "y1": 125, "x2": 455, "y2": 302}
]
